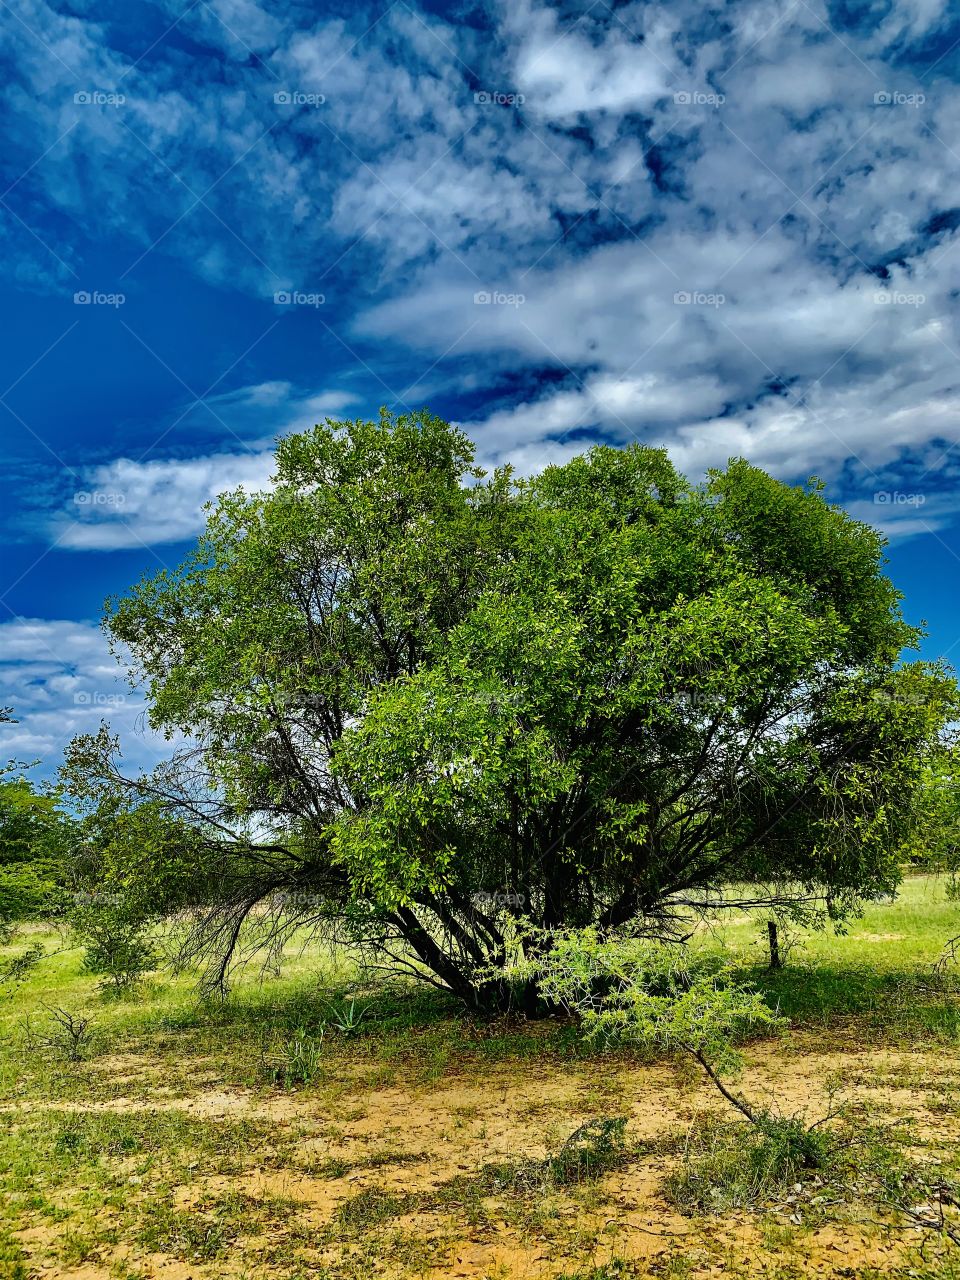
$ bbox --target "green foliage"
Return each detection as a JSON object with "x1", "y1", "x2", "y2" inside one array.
[
  {"x1": 322, "y1": 994, "x2": 369, "y2": 1035},
  {"x1": 73, "y1": 903, "x2": 158, "y2": 993},
  {"x1": 548, "y1": 1115, "x2": 629, "y2": 1185},
  {"x1": 137, "y1": 1191, "x2": 298, "y2": 1261},
  {"x1": 510, "y1": 925, "x2": 789, "y2": 1139},
  {"x1": 556, "y1": 1265, "x2": 640, "y2": 1280},
  {"x1": 66, "y1": 791, "x2": 213, "y2": 924},
  {"x1": 424, "y1": 1116, "x2": 630, "y2": 1211},
  {"x1": 260, "y1": 1025, "x2": 325, "y2": 1086},
  {"x1": 906, "y1": 749, "x2": 960, "y2": 877},
  {"x1": 0, "y1": 771, "x2": 74, "y2": 925},
  {"x1": 335, "y1": 1186, "x2": 412, "y2": 1232},
  {"x1": 0, "y1": 942, "x2": 44, "y2": 995},
  {"x1": 664, "y1": 1107, "x2": 960, "y2": 1246},
  {"x1": 511, "y1": 928, "x2": 785, "y2": 1076},
  {"x1": 62, "y1": 413, "x2": 958, "y2": 1005},
  {"x1": 665, "y1": 1113, "x2": 837, "y2": 1212}
]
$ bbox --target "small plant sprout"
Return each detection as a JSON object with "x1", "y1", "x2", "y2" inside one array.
[{"x1": 322, "y1": 994, "x2": 369, "y2": 1036}]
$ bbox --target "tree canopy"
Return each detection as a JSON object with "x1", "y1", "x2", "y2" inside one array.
[
  {"x1": 0, "y1": 712, "x2": 75, "y2": 925},
  {"x1": 63, "y1": 411, "x2": 958, "y2": 1007}
]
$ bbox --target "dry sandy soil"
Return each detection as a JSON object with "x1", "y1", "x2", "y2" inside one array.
[{"x1": 11, "y1": 1031, "x2": 960, "y2": 1280}]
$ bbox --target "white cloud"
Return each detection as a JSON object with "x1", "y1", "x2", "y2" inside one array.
[
  {"x1": 508, "y1": 0, "x2": 674, "y2": 118},
  {"x1": 0, "y1": 619, "x2": 169, "y2": 777},
  {"x1": 45, "y1": 384, "x2": 358, "y2": 550},
  {"x1": 53, "y1": 451, "x2": 275, "y2": 550},
  {"x1": 6, "y1": 0, "x2": 960, "y2": 549}
]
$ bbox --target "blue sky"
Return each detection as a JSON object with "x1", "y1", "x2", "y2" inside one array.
[{"x1": 2, "y1": 0, "x2": 960, "y2": 774}]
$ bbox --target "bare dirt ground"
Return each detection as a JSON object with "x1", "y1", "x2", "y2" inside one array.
[{"x1": 11, "y1": 1032, "x2": 959, "y2": 1279}]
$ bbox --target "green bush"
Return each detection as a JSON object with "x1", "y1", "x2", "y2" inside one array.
[
  {"x1": 666, "y1": 1113, "x2": 836, "y2": 1212},
  {"x1": 72, "y1": 902, "x2": 158, "y2": 993}
]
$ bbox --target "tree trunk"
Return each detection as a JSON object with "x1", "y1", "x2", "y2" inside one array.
[{"x1": 767, "y1": 919, "x2": 782, "y2": 970}]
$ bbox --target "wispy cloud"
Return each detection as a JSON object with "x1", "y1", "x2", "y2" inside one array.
[
  {"x1": 0, "y1": 617, "x2": 170, "y2": 776},
  {"x1": 10, "y1": 0, "x2": 955, "y2": 540}
]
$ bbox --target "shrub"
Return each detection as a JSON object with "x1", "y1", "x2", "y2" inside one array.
[
  {"x1": 549, "y1": 1116, "x2": 629, "y2": 1185},
  {"x1": 23, "y1": 1005, "x2": 97, "y2": 1062},
  {"x1": 73, "y1": 904, "x2": 158, "y2": 993},
  {"x1": 666, "y1": 1113, "x2": 836, "y2": 1213},
  {"x1": 508, "y1": 928, "x2": 785, "y2": 1123}
]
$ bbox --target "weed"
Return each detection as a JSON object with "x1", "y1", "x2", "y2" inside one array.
[
  {"x1": 665, "y1": 1112, "x2": 837, "y2": 1213},
  {"x1": 427, "y1": 1114, "x2": 631, "y2": 1211},
  {"x1": 137, "y1": 1201, "x2": 237, "y2": 1260},
  {"x1": 557, "y1": 1261, "x2": 642, "y2": 1279},
  {"x1": 137, "y1": 1191, "x2": 299, "y2": 1261},
  {"x1": 550, "y1": 1116, "x2": 629, "y2": 1185},
  {"x1": 334, "y1": 1185, "x2": 413, "y2": 1231},
  {"x1": 260, "y1": 1024, "x2": 325, "y2": 1086},
  {"x1": 58, "y1": 1225, "x2": 111, "y2": 1266},
  {"x1": 0, "y1": 1221, "x2": 28, "y2": 1280}
]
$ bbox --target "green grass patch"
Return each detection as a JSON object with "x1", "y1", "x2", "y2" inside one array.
[{"x1": 137, "y1": 1190, "x2": 301, "y2": 1261}]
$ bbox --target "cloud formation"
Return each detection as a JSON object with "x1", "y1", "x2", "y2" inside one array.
[
  {"x1": 0, "y1": 617, "x2": 168, "y2": 776},
  {"x1": 2, "y1": 0, "x2": 956, "y2": 545}
]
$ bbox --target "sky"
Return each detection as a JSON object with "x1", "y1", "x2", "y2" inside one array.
[{"x1": 1, "y1": 0, "x2": 960, "y2": 777}]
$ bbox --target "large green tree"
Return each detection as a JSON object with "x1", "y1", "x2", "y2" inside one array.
[
  {"x1": 64, "y1": 412, "x2": 957, "y2": 1007},
  {"x1": 0, "y1": 712, "x2": 75, "y2": 924}
]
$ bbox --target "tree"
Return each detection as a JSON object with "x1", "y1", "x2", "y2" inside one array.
[
  {"x1": 63, "y1": 411, "x2": 958, "y2": 1008},
  {"x1": 0, "y1": 711, "x2": 74, "y2": 927},
  {"x1": 902, "y1": 748, "x2": 960, "y2": 880}
]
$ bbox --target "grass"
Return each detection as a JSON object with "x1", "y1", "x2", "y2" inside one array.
[
  {"x1": 703, "y1": 875, "x2": 960, "y2": 1031},
  {"x1": 137, "y1": 1190, "x2": 304, "y2": 1261},
  {"x1": 7, "y1": 875, "x2": 958, "y2": 1097},
  {"x1": 2, "y1": 876, "x2": 960, "y2": 1277},
  {"x1": 664, "y1": 1114, "x2": 840, "y2": 1213}
]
